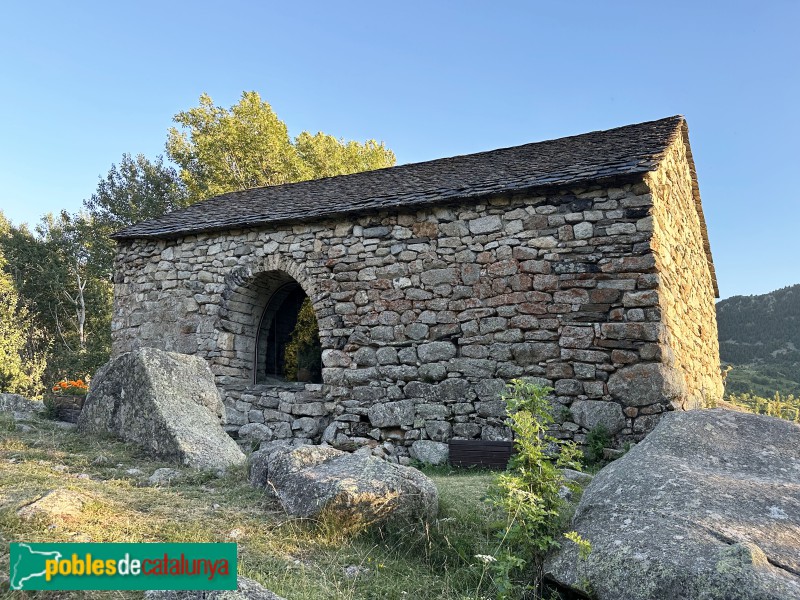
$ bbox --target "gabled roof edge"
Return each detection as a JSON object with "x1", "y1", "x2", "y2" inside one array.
[{"x1": 670, "y1": 119, "x2": 720, "y2": 298}]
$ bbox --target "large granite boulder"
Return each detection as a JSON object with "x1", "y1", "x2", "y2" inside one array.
[
  {"x1": 545, "y1": 409, "x2": 800, "y2": 600},
  {"x1": 249, "y1": 444, "x2": 438, "y2": 524},
  {"x1": 78, "y1": 348, "x2": 245, "y2": 470}
]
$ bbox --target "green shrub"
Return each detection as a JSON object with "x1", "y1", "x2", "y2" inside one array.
[
  {"x1": 585, "y1": 424, "x2": 611, "y2": 466},
  {"x1": 484, "y1": 379, "x2": 589, "y2": 598}
]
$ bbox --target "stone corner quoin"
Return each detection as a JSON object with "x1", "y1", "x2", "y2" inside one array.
[{"x1": 110, "y1": 119, "x2": 722, "y2": 456}]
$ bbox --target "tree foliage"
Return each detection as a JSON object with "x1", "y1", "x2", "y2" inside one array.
[
  {"x1": 717, "y1": 284, "x2": 800, "y2": 397},
  {"x1": 726, "y1": 391, "x2": 800, "y2": 422},
  {"x1": 3, "y1": 90, "x2": 395, "y2": 396},
  {"x1": 166, "y1": 91, "x2": 396, "y2": 201},
  {"x1": 84, "y1": 153, "x2": 189, "y2": 232},
  {"x1": 0, "y1": 212, "x2": 111, "y2": 388},
  {"x1": 82, "y1": 153, "x2": 189, "y2": 278},
  {"x1": 294, "y1": 131, "x2": 396, "y2": 179},
  {"x1": 0, "y1": 222, "x2": 47, "y2": 396}
]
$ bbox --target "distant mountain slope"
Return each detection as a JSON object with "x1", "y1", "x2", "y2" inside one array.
[{"x1": 716, "y1": 284, "x2": 800, "y2": 396}]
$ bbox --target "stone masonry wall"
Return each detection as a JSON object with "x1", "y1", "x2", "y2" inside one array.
[
  {"x1": 647, "y1": 133, "x2": 723, "y2": 408},
  {"x1": 111, "y1": 158, "x2": 718, "y2": 458}
]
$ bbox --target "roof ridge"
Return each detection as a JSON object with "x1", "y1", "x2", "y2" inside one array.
[{"x1": 194, "y1": 115, "x2": 686, "y2": 200}]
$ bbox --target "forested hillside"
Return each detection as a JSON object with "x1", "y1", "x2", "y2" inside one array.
[{"x1": 717, "y1": 284, "x2": 800, "y2": 396}]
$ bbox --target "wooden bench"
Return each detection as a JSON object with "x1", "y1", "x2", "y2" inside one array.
[{"x1": 448, "y1": 440, "x2": 514, "y2": 469}]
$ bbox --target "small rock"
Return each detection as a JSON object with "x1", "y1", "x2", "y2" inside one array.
[
  {"x1": 250, "y1": 445, "x2": 438, "y2": 524},
  {"x1": 125, "y1": 468, "x2": 144, "y2": 477},
  {"x1": 570, "y1": 400, "x2": 626, "y2": 435},
  {"x1": 144, "y1": 575, "x2": 286, "y2": 599},
  {"x1": 603, "y1": 447, "x2": 627, "y2": 460},
  {"x1": 558, "y1": 485, "x2": 573, "y2": 501},
  {"x1": 343, "y1": 565, "x2": 371, "y2": 578},
  {"x1": 559, "y1": 468, "x2": 593, "y2": 486},
  {"x1": 0, "y1": 393, "x2": 42, "y2": 420},
  {"x1": 17, "y1": 489, "x2": 91, "y2": 523},
  {"x1": 147, "y1": 468, "x2": 182, "y2": 487},
  {"x1": 237, "y1": 422, "x2": 273, "y2": 446}
]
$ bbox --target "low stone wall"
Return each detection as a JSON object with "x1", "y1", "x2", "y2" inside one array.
[{"x1": 223, "y1": 382, "x2": 330, "y2": 442}]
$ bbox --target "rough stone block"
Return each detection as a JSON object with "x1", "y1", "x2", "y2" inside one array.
[
  {"x1": 570, "y1": 400, "x2": 626, "y2": 434},
  {"x1": 368, "y1": 399, "x2": 414, "y2": 427},
  {"x1": 607, "y1": 363, "x2": 686, "y2": 408}
]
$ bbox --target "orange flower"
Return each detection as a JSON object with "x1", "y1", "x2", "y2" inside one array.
[{"x1": 51, "y1": 378, "x2": 89, "y2": 396}]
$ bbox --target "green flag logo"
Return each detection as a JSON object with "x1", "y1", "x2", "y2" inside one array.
[{"x1": 9, "y1": 543, "x2": 237, "y2": 591}]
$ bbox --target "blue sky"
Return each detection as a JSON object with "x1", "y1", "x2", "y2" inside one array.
[{"x1": 0, "y1": 1, "x2": 797, "y2": 299}]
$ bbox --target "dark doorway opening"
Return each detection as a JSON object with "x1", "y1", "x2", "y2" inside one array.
[{"x1": 255, "y1": 281, "x2": 322, "y2": 384}]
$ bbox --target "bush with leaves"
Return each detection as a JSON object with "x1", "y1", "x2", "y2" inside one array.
[
  {"x1": 484, "y1": 379, "x2": 589, "y2": 598},
  {"x1": 585, "y1": 424, "x2": 611, "y2": 466}
]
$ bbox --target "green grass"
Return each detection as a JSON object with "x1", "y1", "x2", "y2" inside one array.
[{"x1": 0, "y1": 417, "x2": 503, "y2": 599}]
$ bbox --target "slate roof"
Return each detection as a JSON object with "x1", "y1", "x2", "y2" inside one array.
[{"x1": 112, "y1": 116, "x2": 687, "y2": 241}]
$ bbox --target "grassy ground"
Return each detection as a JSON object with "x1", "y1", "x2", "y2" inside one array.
[{"x1": 0, "y1": 414, "x2": 503, "y2": 599}]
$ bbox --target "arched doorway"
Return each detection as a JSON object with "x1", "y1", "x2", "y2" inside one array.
[{"x1": 254, "y1": 277, "x2": 322, "y2": 384}]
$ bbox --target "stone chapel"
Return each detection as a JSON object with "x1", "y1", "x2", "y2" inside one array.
[{"x1": 110, "y1": 116, "x2": 722, "y2": 453}]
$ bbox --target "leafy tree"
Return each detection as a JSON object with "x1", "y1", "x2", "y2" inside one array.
[
  {"x1": 0, "y1": 229, "x2": 47, "y2": 396},
  {"x1": 2, "y1": 92, "x2": 395, "y2": 390},
  {"x1": 82, "y1": 154, "x2": 189, "y2": 278},
  {"x1": 167, "y1": 91, "x2": 396, "y2": 201},
  {"x1": 726, "y1": 391, "x2": 800, "y2": 422},
  {"x1": 294, "y1": 131, "x2": 395, "y2": 179},
  {"x1": 0, "y1": 212, "x2": 111, "y2": 385}
]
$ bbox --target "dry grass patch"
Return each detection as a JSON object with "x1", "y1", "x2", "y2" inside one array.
[{"x1": 0, "y1": 417, "x2": 500, "y2": 600}]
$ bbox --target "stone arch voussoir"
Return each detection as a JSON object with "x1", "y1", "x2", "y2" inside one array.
[{"x1": 214, "y1": 253, "x2": 332, "y2": 387}]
